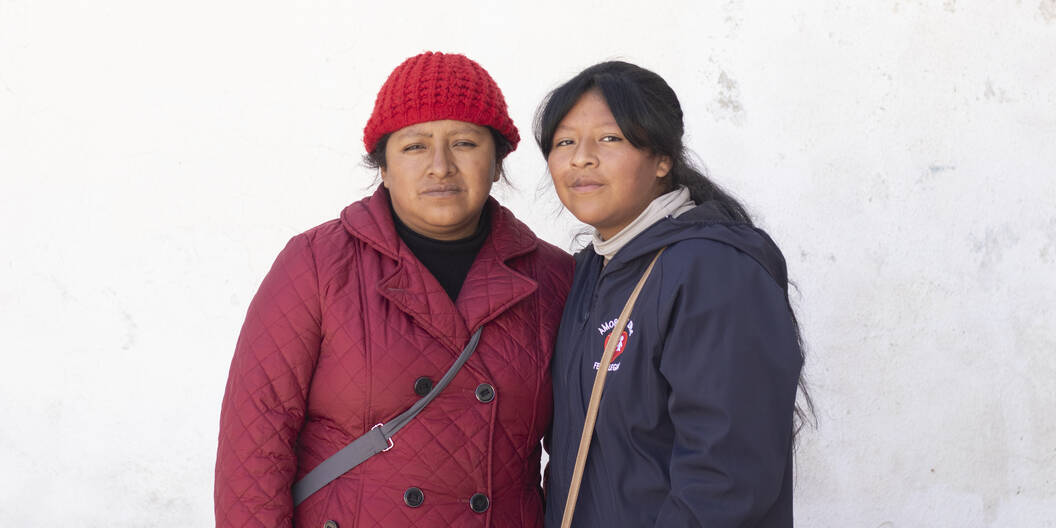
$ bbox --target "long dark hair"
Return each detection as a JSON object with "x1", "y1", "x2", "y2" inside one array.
[
  {"x1": 534, "y1": 60, "x2": 815, "y2": 435},
  {"x1": 535, "y1": 61, "x2": 752, "y2": 223}
]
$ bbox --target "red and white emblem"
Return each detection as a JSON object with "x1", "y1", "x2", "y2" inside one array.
[
  {"x1": 604, "y1": 330, "x2": 629, "y2": 360},
  {"x1": 595, "y1": 317, "x2": 634, "y2": 371}
]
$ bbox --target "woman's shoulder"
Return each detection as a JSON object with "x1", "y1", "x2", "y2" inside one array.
[
  {"x1": 502, "y1": 236, "x2": 573, "y2": 300},
  {"x1": 263, "y1": 218, "x2": 354, "y2": 271},
  {"x1": 532, "y1": 238, "x2": 575, "y2": 267},
  {"x1": 298, "y1": 217, "x2": 353, "y2": 247},
  {"x1": 657, "y1": 222, "x2": 789, "y2": 294},
  {"x1": 299, "y1": 190, "x2": 397, "y2": 257},
  {"x1": 262, "y1": 208, "x2": 379, "y2": 287},
  {"x1": 489, "y1": 200, "x2": 574, "y2": 275}
]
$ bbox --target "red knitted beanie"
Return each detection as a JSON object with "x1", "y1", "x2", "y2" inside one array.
[{"x1": 363, "y1": 51, "x2": 520, "y2": 157}]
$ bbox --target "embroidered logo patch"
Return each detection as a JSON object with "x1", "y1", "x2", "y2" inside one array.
[
  {"x1": 605, "y1": 330, "x2": 629, "y2": 360},
  {"x1": 594, "y1": 318, "x2": 634, "y2": 371}
]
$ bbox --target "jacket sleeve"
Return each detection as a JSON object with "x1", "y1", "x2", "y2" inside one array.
[
  {"x1": 540, "y1": 248, "x2": 575, "y2": 501},
  {"x1": 653, "y1": 242, "x2": 802, "y2": 527},
  {"x1": 215, "y1": 234, "x2": 323, "y2": 528}
]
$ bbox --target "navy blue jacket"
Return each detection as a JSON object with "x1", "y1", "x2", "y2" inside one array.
[{"x1": 544, "y1": 202, "x2": 803, "y2": 527}]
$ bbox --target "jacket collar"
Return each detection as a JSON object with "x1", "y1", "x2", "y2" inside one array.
[
  {"x1": 598, "y1": 200, "x2": 789, "y2": 293},
  {"x1": 340, "y1": 185, "x2": 539, "y2": 352}
]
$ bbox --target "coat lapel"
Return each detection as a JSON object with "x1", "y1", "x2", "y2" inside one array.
[
  {"x1": 456, "y1": 203, "x2": 539, "y2": 331},
  {"x1": 341, "y1": 186, "x2": 539, "y2": 355},
  {"x1": 377, "y1": 260, "x2": 469, "y2": 353}
]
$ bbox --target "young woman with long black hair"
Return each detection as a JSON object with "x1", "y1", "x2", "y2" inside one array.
[{"x1": 536, "y1": 61, "x2": 810, "y2": 527}]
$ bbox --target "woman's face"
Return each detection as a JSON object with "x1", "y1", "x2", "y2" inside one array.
[
  {"x1": 547, "y1": 90, "x2": 671, "y2": 240},
  {"x1": 382, "y1": 120, "x2": 498, "y2": 240}
]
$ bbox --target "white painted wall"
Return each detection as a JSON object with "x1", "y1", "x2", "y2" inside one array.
[{"x1": 2, "y1": 1, "x2": 1054, "y2": 526}]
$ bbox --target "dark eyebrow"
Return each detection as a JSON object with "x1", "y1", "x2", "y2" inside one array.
[
  {"x1": 399, "y1": 130, "x2": 433, "y2": 139},
  {"x1": 448, "y1": 125, "x2": 488, "y2": 136}
]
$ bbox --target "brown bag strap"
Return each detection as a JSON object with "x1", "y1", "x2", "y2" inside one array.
[{"x1": 560, "y1": 248, "x2": 666, "y2": 528}]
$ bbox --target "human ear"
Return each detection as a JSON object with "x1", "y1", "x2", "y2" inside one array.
[
  {"x1": 381, "y1": 167, "x2": 390, "y2": 188},
  {"x1": 655, "y1": 156, "x2": 672, "y2": 178}
]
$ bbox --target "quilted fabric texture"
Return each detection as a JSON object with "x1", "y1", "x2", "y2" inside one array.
[{"x1": 215, "y1": 185, "x2": 573, "y2": 527}]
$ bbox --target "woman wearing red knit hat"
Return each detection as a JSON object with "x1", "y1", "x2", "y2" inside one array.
[{"x1": 215, "y1": 51, "x2": 573, "y2": 528}]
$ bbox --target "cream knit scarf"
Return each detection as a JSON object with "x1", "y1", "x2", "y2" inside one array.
[{"x1": 593, "y1": 186, "x2": 696, "y2": 264}]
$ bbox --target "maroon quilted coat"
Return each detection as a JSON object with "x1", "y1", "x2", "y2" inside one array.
[{"x1": 215, "y1": 186, "x2": 573, "y2": 527}]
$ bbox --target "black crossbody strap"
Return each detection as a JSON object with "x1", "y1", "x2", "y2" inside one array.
[{"x1": 291, "y1": 326, "x2": 484, "y2": 506}]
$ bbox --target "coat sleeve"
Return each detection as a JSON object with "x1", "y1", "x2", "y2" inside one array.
[
  {"x1": 215, "y1": 234, "x2": 323, "y2": 528},
  {"x1": 653, "y1": 242, "x2": 802, "y2": 527}
]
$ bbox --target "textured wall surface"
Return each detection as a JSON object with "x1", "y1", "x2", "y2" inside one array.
[{"x1": 2, "y1": 1, "x2": 1054, "y2": 526}]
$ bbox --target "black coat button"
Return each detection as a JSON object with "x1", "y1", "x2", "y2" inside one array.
[
  {"x1": 404, "y1": 487, "x2": 425, "y2": 508},
  {"x1": 413, "y1": 377, "x2": 434, "y2": 397},
  {"x1": 475, "y1": 383, "x2": 495, "y2": 403},
  {"x1": 469, "y1": 492, "x2": 489, "y2": 513},
  {"x1": 323, "y1": 521, "x2": 338, "y2": 528}
]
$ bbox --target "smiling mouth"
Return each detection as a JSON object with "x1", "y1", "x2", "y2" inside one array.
[{"x1": 569, "y1": 178, "x2": 603, "y2": 193}]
